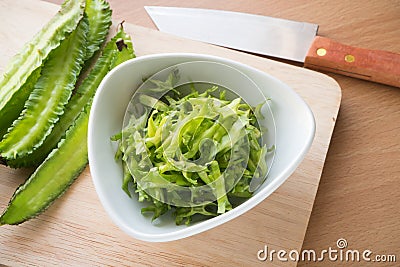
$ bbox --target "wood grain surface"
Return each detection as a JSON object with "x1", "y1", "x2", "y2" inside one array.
[
  {"x1": 1, "y1": 0, "x2": 399, "y2": 266},
  {"x1": 0, "y1": 1, "x2": 341, "y2": 266},
  {"x1": 89, "y1": 2, "x2": 399, "y2": 266}
]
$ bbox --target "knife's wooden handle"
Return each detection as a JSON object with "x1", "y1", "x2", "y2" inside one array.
[{"x1": 304, "y1": 36, "x2": 400, "y2": 88}]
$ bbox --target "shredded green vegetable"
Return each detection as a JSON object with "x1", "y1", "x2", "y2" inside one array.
[{"x1": 112, "y1": 71, "x2": 269, "y2": 225}]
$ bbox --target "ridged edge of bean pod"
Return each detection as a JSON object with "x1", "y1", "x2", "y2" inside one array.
[
  {"x1": 0, "y1": 106, "x2": 90, "y2": 225},
  {"x1": 0, "y1": 0, "x2": 86, "y2": 132},
  {"x1": 7, "y1": 26, "x2": 134, "y2": 168},
  {"x1": 0, "y1": 28, "x2": 136, "y2": 224},
  {"x1": 84, "y1": 0, "x2": 112, "y2": 61},
  {"x1": 0, "y1": 16, "x2": 89, "y2": 160},
  {"x1": 0, "y1": 67, "x2": 42, "y2": 139}
]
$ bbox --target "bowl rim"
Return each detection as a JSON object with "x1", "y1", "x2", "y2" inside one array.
[{"x1": 88, "y1": 52, "x2": 316, "y2": 242}]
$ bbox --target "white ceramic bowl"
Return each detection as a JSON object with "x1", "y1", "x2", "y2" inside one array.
[{"x1": 88, "y1": 53, "x2": 315, "y2": 242}]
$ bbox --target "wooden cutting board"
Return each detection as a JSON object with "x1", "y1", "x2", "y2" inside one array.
[{"x1": 0, "y1": 1, "x2": 341, "y2": 266}]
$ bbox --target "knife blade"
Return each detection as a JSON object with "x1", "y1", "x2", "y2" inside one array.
[{"x1": 145, "y1": 6, "x2": 400, "y2": 88}]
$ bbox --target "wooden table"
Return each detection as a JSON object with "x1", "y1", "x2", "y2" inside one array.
[
  {"x1": 75, "y1": 0, "x2": 400, "y2": 263},
  {"x1": 5, "y1": 0, "x2": 400, "y2": 266}
]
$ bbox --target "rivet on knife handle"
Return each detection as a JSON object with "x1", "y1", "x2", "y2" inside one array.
[{"x1": 304, "y1": 36, "x2": 400, "y2": 87}]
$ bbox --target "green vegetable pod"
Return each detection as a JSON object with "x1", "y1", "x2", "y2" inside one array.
[
  {"x1": 0, "y1": 16, "x2": 89, "y2": 160},
  {"x1": 83, "y1": 0, "x2": 113, "y2": 62},
  {"x1": 0, "y1": 0, "x2": 86, "y2": 138},
  {"x1": 0, "y1": 28, "x2": 136, "y2": 224},
  {"x1": 5, "y1": 0, "x2": 116, "y2": 168},
  {"x1": 7, "y1": 27, "x2": 135, "y2": 168},
  {"x1": 0, "y1": 67, "x2": 42, "y2": 139},
  {"x1": 0, "y1": 106, "x2": 90, "y2": 225}
]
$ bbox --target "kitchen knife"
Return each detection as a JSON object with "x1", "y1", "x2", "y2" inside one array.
[{"x1": 145, "y1": 6, "x2": 400, "y2": 88}]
